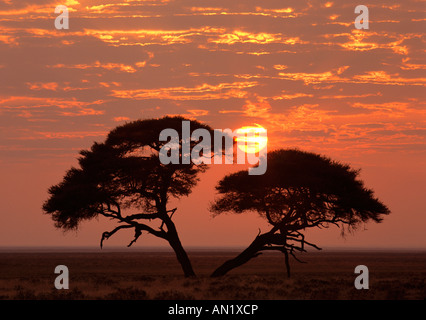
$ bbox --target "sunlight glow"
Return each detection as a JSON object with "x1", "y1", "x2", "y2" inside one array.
[{"x1": 235, "y1": 124, "x2": 268, "y2": 154}]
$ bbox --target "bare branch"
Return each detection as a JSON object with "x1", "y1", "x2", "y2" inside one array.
[
  {"x1": 124, "y1": 213, "x2": 158, "y2": 221},
  {"x1": 127, "y1": 228, "x2": 142, "y2": 247},
  {"x1": 100, "y1": 225, "x2": 133, "y2": 248},
  {"x1": 288, "y1": 247, "x2": 306, "y2": 264},
  {"x1": 168, "y1": 208, "x2": 177, "y2": 219}
]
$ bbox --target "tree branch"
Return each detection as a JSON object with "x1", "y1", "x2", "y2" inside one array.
[
  {"x1": 124, "y1": 213, "x2": 158, "y2": 221},
  {"x1": 127, "y1": 228, "x2": 142, "y2": 247},
  {"x1": 136, "y1": 223, "x2": 168, "y2": 239},
  {"x1": 100, "y1": 225, "x2": 133, "y2": 248}
]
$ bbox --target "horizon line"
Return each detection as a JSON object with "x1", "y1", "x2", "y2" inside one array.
[{"x1": 0, "y1": 245, "x2": 425, "y2": 253}]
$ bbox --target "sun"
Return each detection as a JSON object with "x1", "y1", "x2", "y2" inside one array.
[{"x1": 235, "y1": 124, "x2": 268, "y2": 154}]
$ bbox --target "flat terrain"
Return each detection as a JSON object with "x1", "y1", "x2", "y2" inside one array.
[{"x1": 0, "y1": 249, "x2": 424, "y2": 300}]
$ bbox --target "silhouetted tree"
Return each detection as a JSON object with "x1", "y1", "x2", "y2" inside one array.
[
  {"x1": 43, "y1": 116, "x2": 214, "y2": 277},
  {"x1": 210, "y1": 149, "x2": 390, "y2": 277}
]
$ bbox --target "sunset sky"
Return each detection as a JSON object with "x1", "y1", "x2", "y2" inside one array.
[{"x1": 0, "y1": 0, "x2": 425, "y2": 250}]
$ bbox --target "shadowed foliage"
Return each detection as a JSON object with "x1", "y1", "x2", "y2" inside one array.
[
  {"x1": 210, "y1": 149, "x2": 390, "y2": 277},
  {"x1": 43, "y1": 116, "x2": 214, "y2": 277}
]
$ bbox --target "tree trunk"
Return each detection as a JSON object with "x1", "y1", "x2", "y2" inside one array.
[
  {"x1": 211, "y1": 233, "x2": 268, "y2": 277},
  {"x1": 283, "y1": 248, "x2": 291, "y2": 278},
  {"x1": 166, "y1": 222, "x2": 196, "y2": 277},
  {"x1": 210, "y1": 231, "x2": 292, "y2": 277}
]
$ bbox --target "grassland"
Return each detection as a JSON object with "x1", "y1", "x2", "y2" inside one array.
[{"x1": 0, "y1": 249, "x2": 424, "y2": 300}]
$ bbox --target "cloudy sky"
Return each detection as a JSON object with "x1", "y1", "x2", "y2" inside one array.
[{"x1": 0, "y1": 0, "x2": 425, "y2": 249}]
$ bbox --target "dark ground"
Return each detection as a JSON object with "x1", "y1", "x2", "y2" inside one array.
[{"x1": 0, "y1": 249, "x2": 425, "y2": 300}]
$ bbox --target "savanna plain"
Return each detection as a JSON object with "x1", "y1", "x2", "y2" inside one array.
[{"x1": 0, "y1": 249, "x2": 424, "y2": 300}]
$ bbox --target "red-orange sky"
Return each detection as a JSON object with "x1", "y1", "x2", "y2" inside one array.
[{"x1": 0, "y1": 0, "x2": 425, "y2": 249}]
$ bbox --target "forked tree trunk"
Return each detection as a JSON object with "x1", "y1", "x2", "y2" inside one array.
[{"x1": 210, "y1": 232, "x2": 291, "y2": 277}]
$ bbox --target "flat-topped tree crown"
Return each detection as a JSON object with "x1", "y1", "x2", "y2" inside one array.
[{"x1": 212, "y1": 149, "x2": 389, "y2": 229}]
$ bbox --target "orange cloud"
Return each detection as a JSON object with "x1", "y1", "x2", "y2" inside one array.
[
  {"x1": 319, "y1": 93, "x2": 382, "y2": 99},
  {"x1": 242, "y1": 97, "x2": 271, "y2": 118},
  {"x1": 49, "y1": 61, "x2": 146, "y2": 73},
  {"x1": 111, "y1": 82, "x2": 258, "y2": 100},
  {"x1": 35, "y1": 131, "x2": 107, "y2": 140},
  {"x1": 113, "y1": 116, "x2": 131, "y2": 122},
  {"x1": 83, "y1": 28, "x2": 212, "y2": 46},
  {"x1": 325, "y1": 30, "x2": 411, "y2": 55},
  {"x1": 190, "y1": 7, "x2": 228, "y2": 12},
  {"x1": 400, "y1": 58, "x2": 426, "y2": 70},
  {"x1": 272, "y1": 92, "x2": 314, "y2": 100},
  {"x1": 186, "y1": 109, "x2": 209, "y2": 116},
  {"x1": 0, "y1": 33, "x2": 17, "y2": 45},
  {"x1": 278, "y1": 70, "x2": 345, "y2": 85},
  {"x1": 209, "y1": 30, "x2": 304, "y2": 45},
  {"x1": 353, "y1": 71, "x2": 426, "y2": 86},
  {"x1": 277, "y1": 67, "x2": 425, "y2": 87},
  {"x1": 27, "y1": 82, "x2": 59, "y2": 91},
  {"x1": 0, "y1": 96, "x2": 105, "y2": 117},
  {"x1": 168, "y1": 109, "x2": 210, "y2": 120}
]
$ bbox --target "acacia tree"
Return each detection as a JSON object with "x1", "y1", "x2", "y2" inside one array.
[
  {"x1": 43, "y1": 116, "x2": 214, "y2": 277},
  {"x1": 210, "y1": 149, "x2": 390, "y2": 277}
]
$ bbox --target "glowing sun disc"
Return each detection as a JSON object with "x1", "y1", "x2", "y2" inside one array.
[{"x1": 235, "y1": 124, "x2": 268, "y2": 154}]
